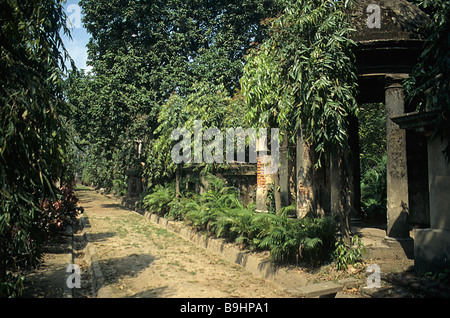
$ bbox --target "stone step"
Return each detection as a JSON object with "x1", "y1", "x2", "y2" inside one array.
[{"x1": 293, "y1": 282, "x2": 343, "y2": 298}]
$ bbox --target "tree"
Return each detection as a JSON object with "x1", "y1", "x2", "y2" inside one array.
[
  {"x1": 144, "y1": 81, "x2": 245, "y2": 189},
  {"x1": 70, "y1": 0, "x2": 279, "y2": 189},
  {"x1": 0, "y1": 0, "x2": 72, "y2": 296},
  {"x1": 406, "y1": 0, "x2": 450, "y2": 160},
  {"x1": 241, "y1": 0, "x2": 359, "y2": 243},
  {"x1": 242, "y1": 0, "x2": 358, "y2": 157}
]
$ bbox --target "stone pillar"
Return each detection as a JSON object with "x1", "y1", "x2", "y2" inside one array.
[
  {"x1": 296, "y1": 131, "x2": 313, "y2": 218},
  {"x1": 255, "y1": 133, "x2": 274, "y2": 212},
  {"x1": 415, "y1": 135, "x2": 450, "y2": 273},
  {"x1": 126, "y1": 168, "x2": 143, "y2": 198},
  {"x1": 279, "y1": 138, "x2": 289, "y2": 207},
  {"x1": 427, "y1": 137, "x2": 450, "y2": 231},
  {"x1": 384, "y1": 74, "x2": 410, "y2": 240}
]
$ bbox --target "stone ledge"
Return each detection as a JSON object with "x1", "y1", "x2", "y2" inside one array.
[
  {"x1": 292, "y1": 282, "x2": 343, "y2": 298},
  {"x1": 78, "y1": 216, "x2": 105, "y2": 296},
  {"x1": 122, "y1": 201, "x2": 311, "y2": 292}
]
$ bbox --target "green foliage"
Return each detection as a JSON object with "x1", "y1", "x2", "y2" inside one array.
[
  {"x1": 140, "y1": 174, "x2": 337, "y2": 266},
  {"x1": 258, "y1": 213, "x2": 337, "y2": 264},
  {"x1": 357, "y1": 102, "x2": 387, "y2": 223},
  {"x1": 424, "y1": 268, "x2": 450, "y2": 285},
  {"x1": 360, "y1": 155, "x2": 387, "y2": 222},
  {"x1": 144, "y1": 82, "x2": 243, "y2": 187},
  {"x1": 68, "y1": 0, "x2": 278, "y2": 189},
  {"x1": 358, "y1": 103, "x2": 386, "y2": 172},
  {"x1": 241, "y1": 0, "x2": 359, "y2": 164},
  {"x1": 142, "y1": 184, "x2": 176, "y2": 217},
  {"x1": 112, "y1": 179, "x2": 127, "y2": 197},
  {"x1": 0, "y1": 0, "x2": 74, "y2": 297},
  {"x1": 405, "y1": 0, "x2": 450, "y2": 159},
  {"x1": 333, "y1": 235, "x2": 366, "y2": 271}
]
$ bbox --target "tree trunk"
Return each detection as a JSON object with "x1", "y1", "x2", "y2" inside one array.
[
  {"x1": 338, "y1": 146, "x2": 351, "y2": 245},
  {"x1": 331, "y1": 144, "x2": 351, "y2": 245},
  {"x1": 274, "y1": 172, "x2": 282, "y2": 215}
]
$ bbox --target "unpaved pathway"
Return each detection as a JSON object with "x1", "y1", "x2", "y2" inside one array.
[{"x1": 77, "y1": 188, "x2": 291, "y2": 298}]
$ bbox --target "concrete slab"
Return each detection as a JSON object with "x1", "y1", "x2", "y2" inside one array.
[{"x1": 294, "y1": 282, "x2": 343, "y2": 298}]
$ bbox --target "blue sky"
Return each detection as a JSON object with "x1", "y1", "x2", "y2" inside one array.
[{"x1": 61, "y1": 0, "x2": 91, "y2": 72}]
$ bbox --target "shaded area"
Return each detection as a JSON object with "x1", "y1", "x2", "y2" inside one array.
[
  {"x1": 20, "y1": 235, "x2": 72, "y2": 298},
  {"x1": 99, "y1": 253, "x2": 156, "y2": 286},
  {"x1": 363, "y1": 267, "x2": 450, "y2": 298},
  {"x1": 130, "y1": 286, "x2": 169, "y2": 298},
  {"x1": 101, "y1": 203, "x2": 125, "y2": 210}
]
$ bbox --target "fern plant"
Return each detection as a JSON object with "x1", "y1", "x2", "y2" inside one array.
[
  {"x1": 140, "y1": 173, "x2": 338, "y2": 266},
  {"x1": 226, "y1": 208, "x2": 260, "y2": 248},
  {"x1": 141, "y1": 184, "x2": 175, "y2": 217},
  {"x1": 258, "y1": 214, "x2": 337, "y2": 265},
  {"x1": 360, "y1": 154, "x2": 387, "y2": 222},
  {"x1": 258, "y1": 216, "x2": 300, "y2": 263}
]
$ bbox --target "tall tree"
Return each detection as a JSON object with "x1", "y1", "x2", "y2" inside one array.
[
  {"x1": 242, "y1": 0, "x2": 358, "y2": 158},
  {"x1": 70, "y1": 0, "x2": 279, "y2": 189},
  {"x1": 0, "y1": 0, "x2": 72, "y2": 296},
  {"x1": 406, "y1": 0, "x2": 450, "y2": 159},
  {"x1": 241, "y1": 0, "x2": 358, "y2": 243}
]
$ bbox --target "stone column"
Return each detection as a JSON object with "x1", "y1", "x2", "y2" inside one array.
[
  {"x1": 415, "y1": 135, "x2": 450, "y2": 273},
  {"x1": 384, "y1": 74, "x2": 410, "y2": 240},
  {"x1": 279, "y1": 138, "x2": 289, "y2": 207},
  {"x1": 255, "y1": 133, "x2": 273, "y2": 212},
  {"x1": 296, "y1": 131, "x2": 313, "y2": 218}
]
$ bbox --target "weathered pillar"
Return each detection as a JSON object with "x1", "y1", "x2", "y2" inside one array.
[
  {"x1": 296, "y1": 131, "x2": 313, "y2": 218},
  {"x1": 279, "y1": 138, "x2": 289, "y2": 207},
  {"x1": 348, "y1": 115, "x2": 362, "y2": 223},
  {"x1": 255, "y1": 133, "x2": 273, "y2": 212},
  {"x1": 391, "y1": 110, "x2": 450, "y2": 272},
  {"x1": 415, "y1": 134, "x2": 450, "y2": 273},
  {"x1": 384, "y1": 74, "x2": 410, "y2": 240}
]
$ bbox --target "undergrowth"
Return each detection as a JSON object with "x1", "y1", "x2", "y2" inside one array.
[{"x1": 142, "y1": 174, "x2": 338, "y2": 266}]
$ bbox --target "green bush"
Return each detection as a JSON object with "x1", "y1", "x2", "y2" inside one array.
[
  {"x1": 141, "y1": 184, "x2": 175, "y2": 217},
  {"x1": 112, "y1": 179, "x2": 127, "y2": 196},
  {"x1": 360, "y1": 155, "x2": 387, "y2": 222},
  {"x1": 140, "y1": 174, "x2": 338, "y2": 266},
  {"x1": 258, "y1": 213, "x2": 337, "y2": 265},
  {"x1": 333, "y1": 235, "x2": 366, "y2": 270}
]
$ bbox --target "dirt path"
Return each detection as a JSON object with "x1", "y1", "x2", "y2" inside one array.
[
  {"x1": 76, "y1": 188, "x2": 291, "y2": 298},
  {"x1": 21, "y1": 187, "x2": 448, "y2": 299}
]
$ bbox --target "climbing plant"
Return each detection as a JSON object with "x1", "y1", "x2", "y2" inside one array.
[
  {"x1": 241, "y1": 0, "x2": 359, "y2": 163},
  {"x1": 241, "y1": 0, "x2": 359, "y2": 244}
]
